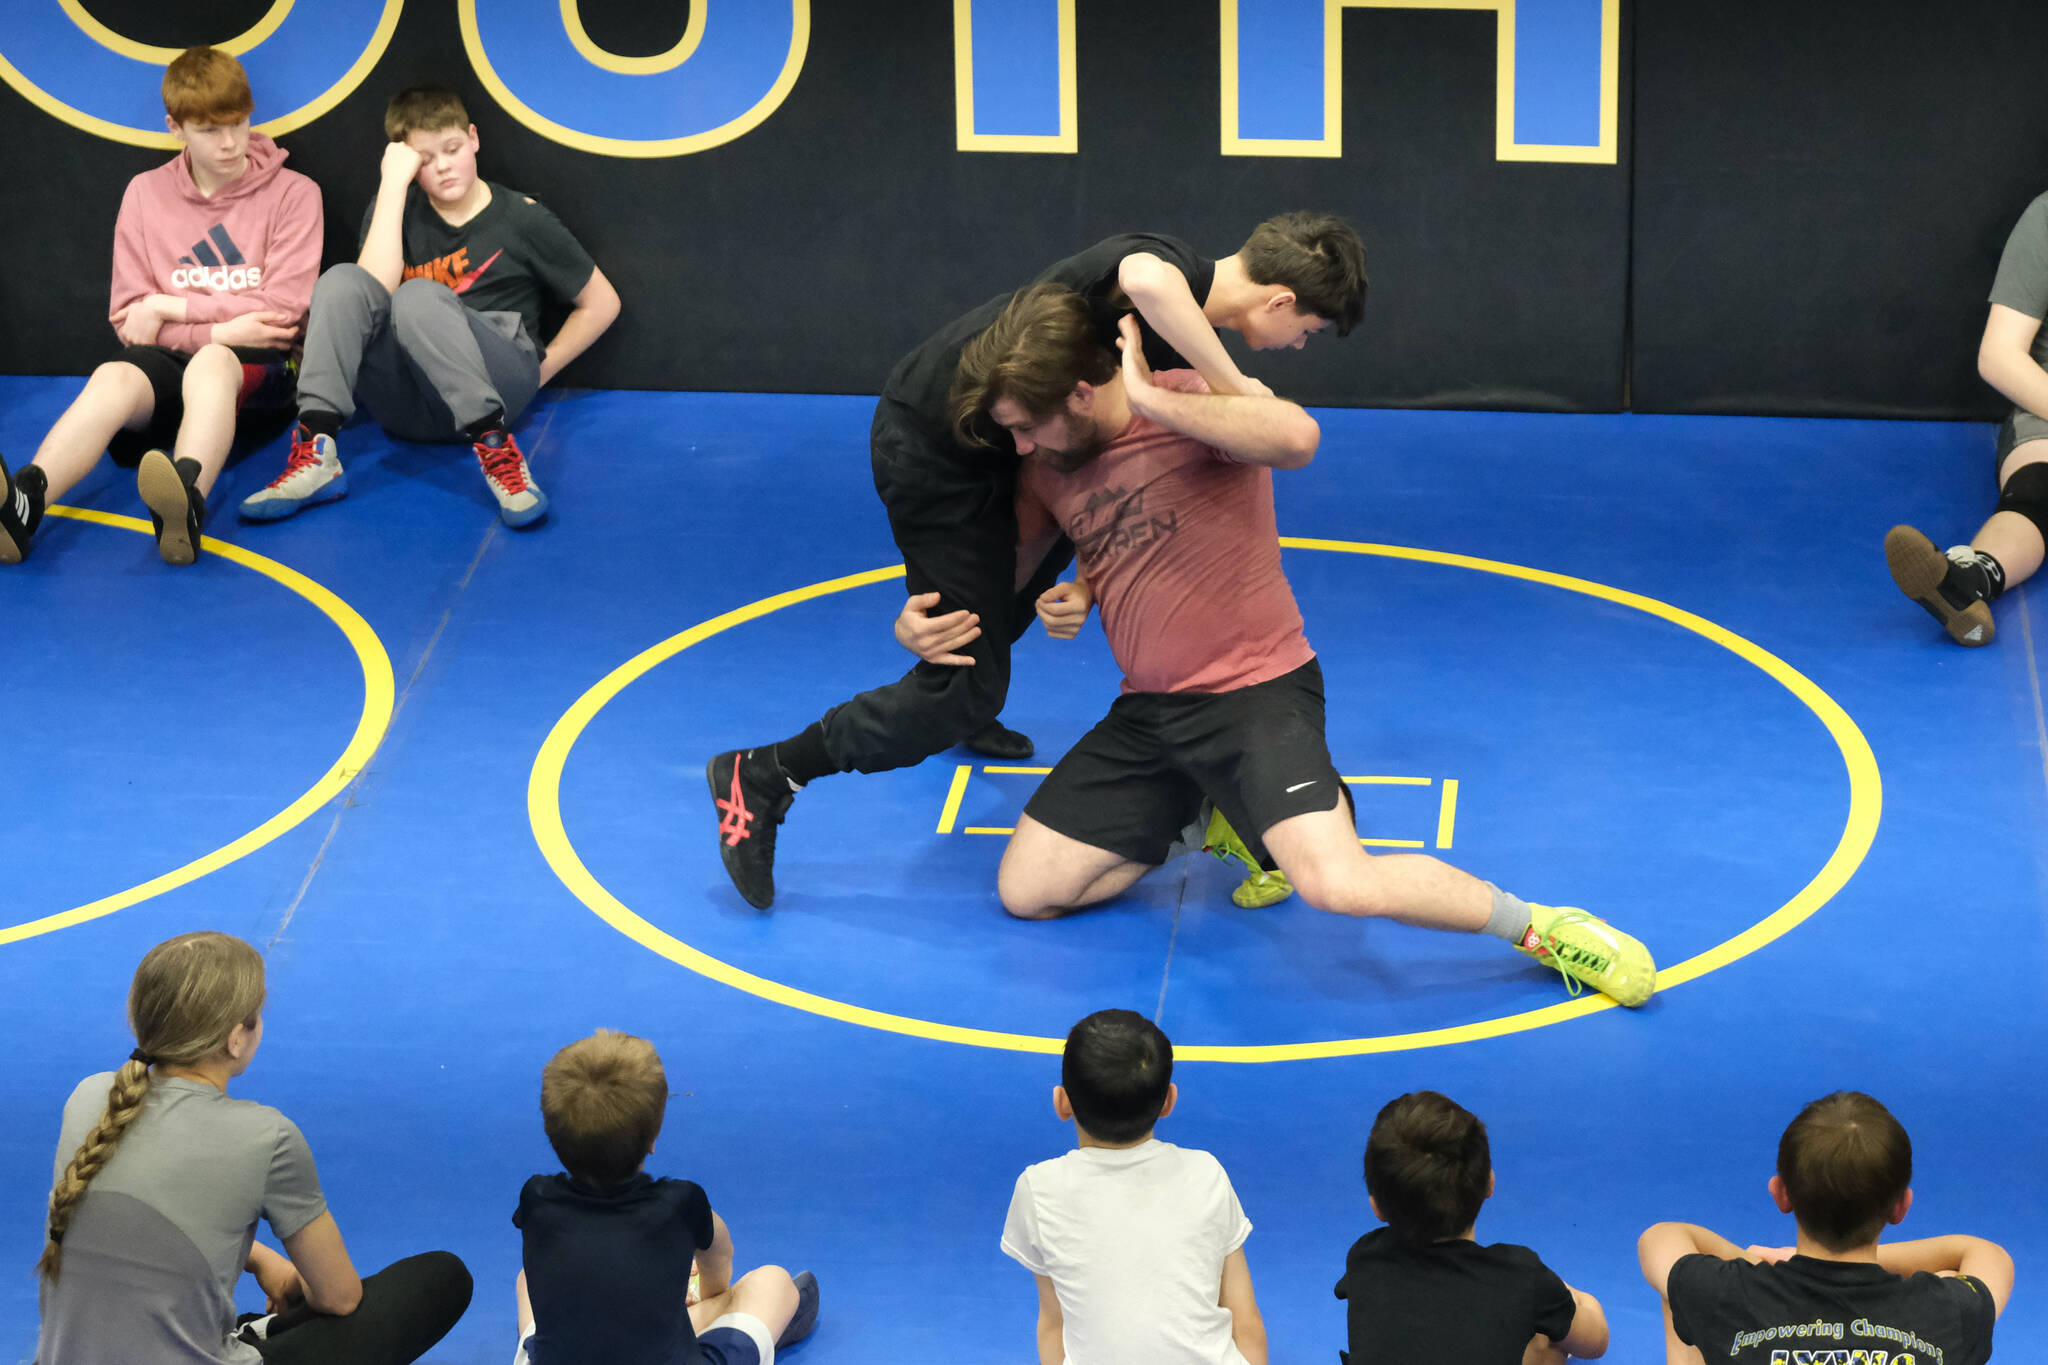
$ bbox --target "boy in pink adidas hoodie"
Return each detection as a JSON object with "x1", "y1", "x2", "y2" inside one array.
[{"x1": 0, "y1": 46, "x2": 321, "y2": 566}]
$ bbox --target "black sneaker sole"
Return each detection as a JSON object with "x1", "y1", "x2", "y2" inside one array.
[
  {"x1": 1884, "y1": 524, "x2": 1993, "y2": 646},
  {"x1": 706, "y1": 753, "x2": 777, "y2": 909},
  {"x1": 777, "y1": 1269, "x2": 819, "y2": 1348},
  {"x1": 138, "y1": 451, "x2": 200, "y2": 567}
]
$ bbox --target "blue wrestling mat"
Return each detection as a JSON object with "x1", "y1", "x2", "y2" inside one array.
[{"x1": 2, "y1": 378, "x2": 2042, "y2": 1362}]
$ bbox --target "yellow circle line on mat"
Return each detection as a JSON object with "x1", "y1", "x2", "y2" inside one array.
[
  {"x1": 0, "y1": 508, "x2": 396, "y2": 947},
  {"x1": 529, "y1": 541, "x2": 1881, "y2": 1062}
]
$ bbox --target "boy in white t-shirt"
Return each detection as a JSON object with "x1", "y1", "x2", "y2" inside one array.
[{"x1": 1000, "y1": 1010, "x2": 1267, "y2": 1365}]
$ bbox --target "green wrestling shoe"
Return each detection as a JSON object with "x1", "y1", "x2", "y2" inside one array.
[
  {"x1": 1517, "y1": 904, "x2": 1657, "y2": 1007},
  {"x1": 1199, "y1": 806, "x2": 1294, "y2": 908}
]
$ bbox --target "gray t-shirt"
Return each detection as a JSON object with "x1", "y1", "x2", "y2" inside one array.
[
  {"x1": 36, "y1": 1073, "x2": 328, "y2": 1365},
  {"x1": 1988, "y1": 191, "x2": 2048, "y2": 371}
]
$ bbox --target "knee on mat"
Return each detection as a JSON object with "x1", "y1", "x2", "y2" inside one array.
[{"x1": 996, "y1": 871, "x2": 1060, "y2": 921}]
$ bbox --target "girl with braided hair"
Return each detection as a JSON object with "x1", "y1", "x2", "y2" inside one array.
[{"x1": 36, "y1": 930, "x2": 472, "y2": 1364}]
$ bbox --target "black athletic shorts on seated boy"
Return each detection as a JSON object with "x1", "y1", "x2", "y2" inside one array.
[
  {"x1": 1023, "y1": 658, "x2": 1347, "y2": 867},
  {"x1": 105, "y1": 343, "x2": 297, "y2": 467}
]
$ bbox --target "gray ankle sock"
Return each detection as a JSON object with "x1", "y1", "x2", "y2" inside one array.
[{"x1": 1482, "y1": 883, "x2": 1532, "y2": 942}]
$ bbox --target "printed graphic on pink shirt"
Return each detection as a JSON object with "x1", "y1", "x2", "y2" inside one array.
[{"x1": 170, "y1": 224, "x2": 264, "y2": 293}]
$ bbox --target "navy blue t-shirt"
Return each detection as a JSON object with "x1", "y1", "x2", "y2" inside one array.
[{"x1": 515, "y1": 1171, "x2": 716, "y2": 1365}]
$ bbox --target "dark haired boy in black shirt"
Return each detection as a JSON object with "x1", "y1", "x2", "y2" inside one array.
[
  {"x1": 1639, "y1": 1091, "x2": 2010, "y2": 1365},
  {"x1": 1336, "y1": 1091, "x2": 1609, "y2": 1363}
]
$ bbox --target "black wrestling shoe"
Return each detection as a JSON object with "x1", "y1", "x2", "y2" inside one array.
[
  {"x1": 706, "y1": 748, "x2": 797, "y2": 908},
  {"x1": 138, "y1": 451, "x2": 206, "y2": 566},
  {"x1": 964, "y1": 719, "x2": 1035, "y2": 760},
  {"x1": 1884, "y1": 524, "x2": 1996, "y2": 646},
  {"x1": 777, "y1": 1270, "x2": 819, "y2": 1348},
  {"x1": 0, "y1": 451, "x2": 45, "y2": 564}
]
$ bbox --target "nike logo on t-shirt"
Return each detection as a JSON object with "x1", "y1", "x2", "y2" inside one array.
[
  {"x1": 1285, "y1": 780, "x2": 1318, "y2": 793},
  {"x1": 453, "y1": 248, "x2": 504, "y2": 295}
]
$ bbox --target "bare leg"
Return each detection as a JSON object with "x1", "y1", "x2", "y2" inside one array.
[
  {"x1": 32, "y1": 361, "x2": 155, "y2": 501},
  {"x1": 1662, "y1": 1298, "x2": 1705, "y2": 1365},
  {"x1": 998, "y1": 814, "x2": 1156, "y2": 919},
  {"x1": 1969, "y1": 440, "x2": 2048, "y2": 586},
  {"x1": 169, "y1": 344, "x2": 245, "y2": 497},
  {"x1": 1260, "y1": 802, "x2": 1493, "y2": 931},
  {"x1": 688, "y1": 1264, "x2": 799, "y2": 1341}
]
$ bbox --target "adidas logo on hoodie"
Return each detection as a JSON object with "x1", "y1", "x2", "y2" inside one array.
[{"x1": 170, "y1": 225, "x2": 264, "y2": 291}]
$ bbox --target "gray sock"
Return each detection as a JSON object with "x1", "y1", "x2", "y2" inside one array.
[{"x1": 1481, "y1": 883, "x2": 1532, "y2": 943}]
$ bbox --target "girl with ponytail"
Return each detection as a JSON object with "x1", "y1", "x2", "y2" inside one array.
[{"x1": 36, "y1": 930, "x2": 472, "y2": 1364}]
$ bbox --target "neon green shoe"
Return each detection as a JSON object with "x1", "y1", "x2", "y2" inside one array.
[
  {"x1": 1200, "y1": 806, "x2": 1294, "y2": 908},
  {"x1": 1231, "y1": 867, "x2": 1295, "y2": 908},
  {"x1": 1517, "y1": 904, "x2": 1656, "y2": 1007}
]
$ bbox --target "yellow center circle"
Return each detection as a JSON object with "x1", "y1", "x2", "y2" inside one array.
[
  {"x1": 0, "y1": 509, "x2": 396, "y2": 947},
  {"x1": 528, "y1": 538, "x2": 1881, "y2": 1062}
]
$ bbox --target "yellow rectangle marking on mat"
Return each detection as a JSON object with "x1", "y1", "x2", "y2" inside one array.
[
  {"x1": 1341, "y1": 775, "x2": 1431, "y2": 785},
  {"x1": 1436, "y1": 778, "x2": 1459, "y2": 849},
  {"x1": 982, "y1": 765, "x2": 1053, "y2": 774},
  {"x1": 936, "y1": 764, "x2": 972, "y2": 834},
  {"x1": 965, "y1": 826, "x2": 1016, "y2": 836},
  {"x1": 1361, "y1": 837, "x2": 1426, "y2": 849}
]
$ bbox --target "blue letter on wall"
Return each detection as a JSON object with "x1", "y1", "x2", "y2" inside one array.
[
  {"x1": 954, "y1": 0, "x2": 1075, "y2": 153},
  {"x1": 1222, "y1": 0, "x2": 1617, "y2": 162}
]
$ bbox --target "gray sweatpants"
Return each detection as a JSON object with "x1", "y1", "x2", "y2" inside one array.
[{"x1": 296, "y1": 263, "x2": 541, "y2": 444}]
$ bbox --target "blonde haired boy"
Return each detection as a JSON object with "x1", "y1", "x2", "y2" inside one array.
[{"x1": 514, "y1": 1030, "x2": 818, "y2": 1365}]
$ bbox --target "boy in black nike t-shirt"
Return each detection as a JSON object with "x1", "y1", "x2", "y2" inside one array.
[
  {"x1": 1335, "y1": 1091, "x2": 1609, "y2": 1363},
  {"x1": 239, "y1": 86, "x2": 619, "y2": 528},
  {"x1": 1639, "y1": 1091, "x2": 2011, "y2": 1365}
]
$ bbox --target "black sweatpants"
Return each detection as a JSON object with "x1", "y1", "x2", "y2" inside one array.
[
  {"x1": 816, "y1": 399, "x2": 1072, "y2": 775},
  {"x1": 251, "y1": 1251, "x2": 472, "y2": 1365}
]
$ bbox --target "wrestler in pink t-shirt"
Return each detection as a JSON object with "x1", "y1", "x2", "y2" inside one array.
[
  {"x1": 951, "y1": 289, "x2": 1656, "y2": 1012},
  {"x1": 1016, "y1": 370, "x2": 1314, "y2": 696}
]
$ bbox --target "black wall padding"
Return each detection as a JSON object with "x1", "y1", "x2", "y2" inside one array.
[
  {"x1": 0, "y1": 0, "x2": 1629, "y2": 410},
  {"x1": 1630, "y1": 0, "x2": 2048, "y2": 418}
]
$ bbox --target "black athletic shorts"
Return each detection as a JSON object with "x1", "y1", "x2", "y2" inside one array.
[
  {"x1": 105, "y1": 344, "x2": 296, "y2": 467},
  {"x1": 1023, "y1": 658, "x2": 1347, "y2": 867}
]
